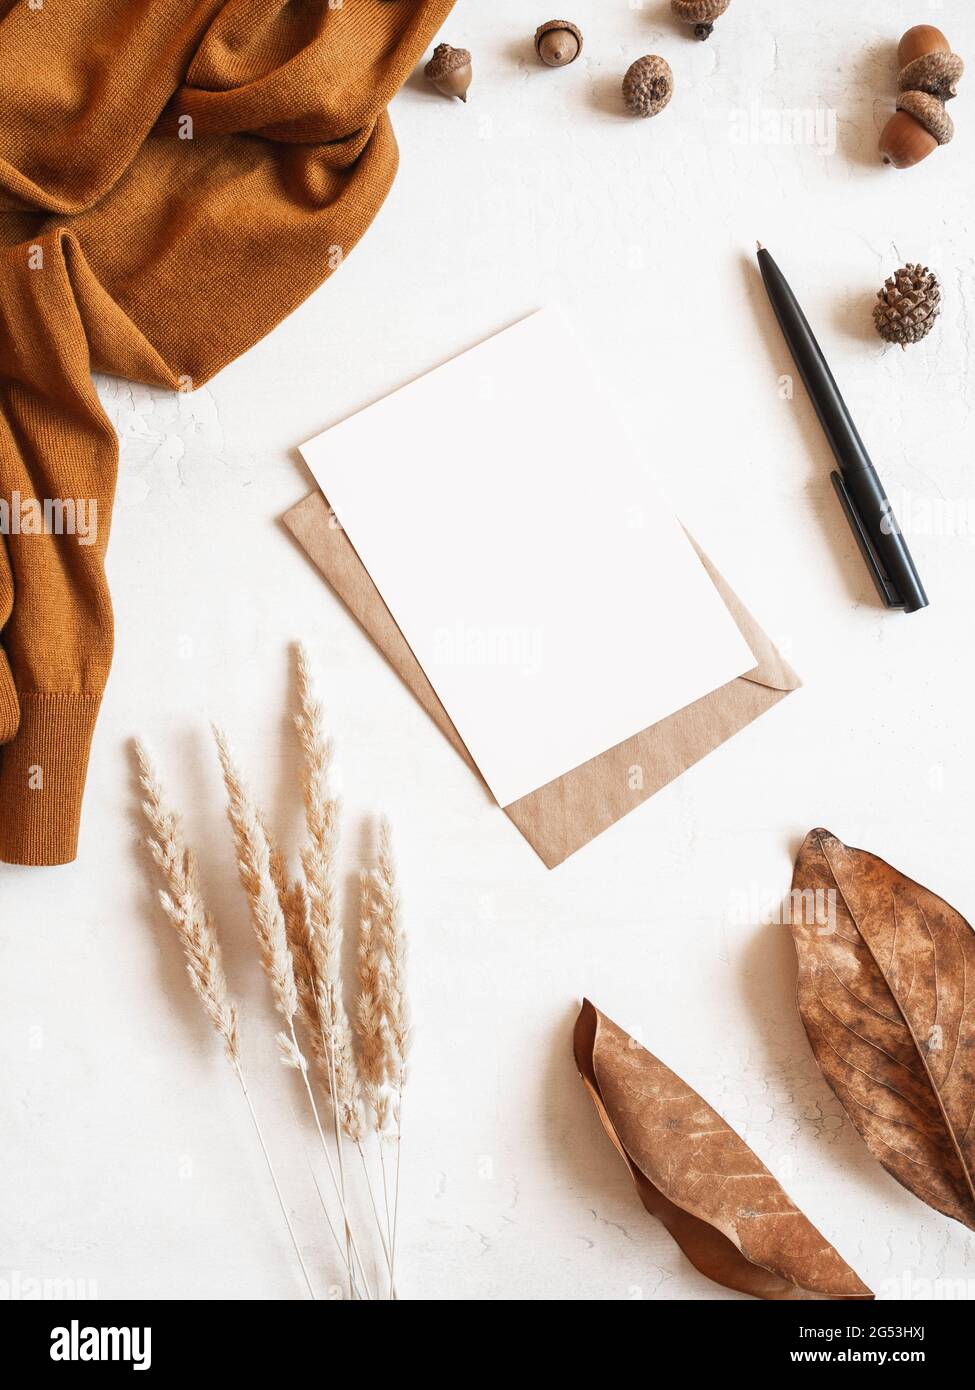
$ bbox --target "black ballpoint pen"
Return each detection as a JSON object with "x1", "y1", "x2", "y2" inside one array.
[{"x1": 756, "y1": 244, "x2": 929, "y2": 614}]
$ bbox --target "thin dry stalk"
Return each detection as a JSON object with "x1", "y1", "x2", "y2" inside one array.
[
  {"x1": 355, "y1": 865, "x2": 396, "y2": 1275},
  {"x1": 135, "y1": 741, "x2": 315, "y2": 1299},
  {"x1": 234, "y1": 1068, "x2": 318, "y2": 1300},
  {"x1": 292, "y1": 646, "x2": 364, "y2": 1293},
  {"x1": 369, "y1": 817, "x2": 411, "y2": 1293},
  {"x1": 287, "y1": 880, "x2": 374, "y2": 1290}
]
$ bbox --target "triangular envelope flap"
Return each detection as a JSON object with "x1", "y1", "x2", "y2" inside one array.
[{"x1": 691, "y1": 542, "x2": 800, "y2": 694}]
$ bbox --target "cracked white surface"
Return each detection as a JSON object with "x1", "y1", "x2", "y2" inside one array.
[{"x1": 2, "y1": 0, "x2": 975, "y2": 1301}]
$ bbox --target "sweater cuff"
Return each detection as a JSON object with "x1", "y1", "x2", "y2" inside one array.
[{"x1": 0, "y1": 693, "x2": 102, "y2": 866}]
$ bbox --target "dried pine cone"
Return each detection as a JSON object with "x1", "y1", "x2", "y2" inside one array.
[
  {"x1": 873, "y1": 264, "x2": 942, "y2": 348},
  {"x1": 622, "y1": 55, "x2": 674, "y2": 118},
  {"x1": 671, "y1": 0, "x2": 731, "y2": 41}
]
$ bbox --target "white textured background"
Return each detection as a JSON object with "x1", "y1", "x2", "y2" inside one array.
[{"x1": 2, "y1": 0, "x2": 975, "y2": 1301}]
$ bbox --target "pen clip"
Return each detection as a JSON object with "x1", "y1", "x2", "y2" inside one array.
[{"x1": 830, "y1": 471, "x2": 905, "y2": 609}]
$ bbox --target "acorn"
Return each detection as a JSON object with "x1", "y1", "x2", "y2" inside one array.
[
  {"x1": 622, "y1": 55, "x2": 674, "y2": 118},
  {"x1": 881, "y1": 90, "x2": 954, "y2": 167},
  {"x1": 671, "y1": 0, "x2": 731, "y2": 41},
  {"x1": 424, "y1": 43, "x2": 472, "y2": 102},
  {"x1": 534, "y1": 20, "x2": 583, "y2": 68},
  {"x1": 873, "y1": 263, "x2": 942, "y2": 349},
  {"x1": 880, "y1": 25, "x2": 963, "y2": 167}
]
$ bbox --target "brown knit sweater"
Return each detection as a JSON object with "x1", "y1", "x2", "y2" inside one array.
[{"x1": 0, "y1": 0, "x2": 453, "y2": 865}]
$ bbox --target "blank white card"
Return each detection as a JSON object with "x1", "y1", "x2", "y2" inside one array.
[{"x1": 300, "y1": 310, "x2": 755, "y2": 808}]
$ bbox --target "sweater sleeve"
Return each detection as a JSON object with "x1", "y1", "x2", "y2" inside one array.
[{"x1": 0, "y1": 232, "x2": 117, "y2": 864}]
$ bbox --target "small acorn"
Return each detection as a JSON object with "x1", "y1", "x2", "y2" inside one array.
[
  {"x1": 622, "y1": 55, "x2": 674, "y2": 118},
  {"x1": 535, "y1": 20, "x2": 583, "y2": 68},
  {"x1": 873, "y1": 263, "x2": 942, "y2": 349},
  {"x1": 880, "y1": 25, "x2": 963, "y2": 167},
  {"x1": 881, "y1": 90, "x2": 954, "y2": 166},
  {"x1": 671, "y1": 0, "x2": 731, "y2": 41},
  {"x1": 424, "y1": 43, "x2": 472, "y2": 102}
]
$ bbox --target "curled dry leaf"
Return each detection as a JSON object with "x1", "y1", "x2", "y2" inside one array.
[
  {"x1": 574, "y1": 1000, "x2": 873, "y2": 1301},
  {"x1": 791, "y1": 828, "x2": 975, "y2": 1231}
]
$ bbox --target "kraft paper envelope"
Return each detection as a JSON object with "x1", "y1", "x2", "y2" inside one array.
[{"x1": 283, "y1": 491, "x2": 800, "y2": 868}]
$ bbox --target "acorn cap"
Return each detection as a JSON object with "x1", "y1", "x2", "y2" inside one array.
[
  {"x1": 534, "y1": 20, "x2": 583, "y2": 64},
  {"x1": 671, "y1": 0, "x2": 731, "y2": 25},
  {"x1": 622, "y1": 55, "x2": 674, "y2": 118},
  {"x1": 424, "y1": 43, "x2": 471, "y2": 82},
  {"x1": 899, "y1": 50, "x2": 964, "y2": 101},
  {"x1": 897, "y1": 89, "x2": 955, "y2": 144}
]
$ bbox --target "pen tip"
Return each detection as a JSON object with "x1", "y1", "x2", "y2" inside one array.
[{"x1": 756, "y1": 240, "x2": 765, "y2": 253}]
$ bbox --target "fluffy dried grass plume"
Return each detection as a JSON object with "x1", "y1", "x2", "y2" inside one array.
[
  {"x1": 212, "y1": 725, "x2": 303, "y2": 1071},
  {"x1": 135, "y1": 740, "x2": 239, "y2": 1067},
  {"x1": 356, "y1": 867, "x2": 391, "y2": 1133},
  {"x1": 294, "y1": 644, "x2": 362, "y2": 1138},
  {"x1": 373, "y1": 817, "x2": 411, "y2": 1098}
]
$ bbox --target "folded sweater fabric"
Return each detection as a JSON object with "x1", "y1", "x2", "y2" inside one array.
[{"x1": 0, "y1": 0, "x2": 453, "y2": 865}]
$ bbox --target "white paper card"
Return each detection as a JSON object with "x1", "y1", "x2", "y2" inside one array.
[{"x1": 300, "y1": 310, "x2": 755, "y2": 808}]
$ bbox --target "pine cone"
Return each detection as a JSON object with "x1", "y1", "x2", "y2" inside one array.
[{"x1": 873, "y1": 263, "x2": 942, "y2": 348}]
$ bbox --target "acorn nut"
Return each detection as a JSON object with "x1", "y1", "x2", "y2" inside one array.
[
  {"x1": 671, "y1": 0, "x2": 731, "y2": 42},
  {"x1": 879, "y1": 109, "x2": 940, "y2": 168},
  {"x1": 535, "y1": 20, "x2": 583, "y2": 68},
  {"x1": 898, "y1": 24, "x2": 951, "y2": 68},
  {"x1": 424, "y1": 43, "x2": 472, "y2": 102},
  {"x1": 622, "y1": 55, "x2": 674, "y2": 118}
]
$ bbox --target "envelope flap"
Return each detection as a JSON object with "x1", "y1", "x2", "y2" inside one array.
[{"x1": 693, "y1": 543, "x2": 800, "y2": 694}]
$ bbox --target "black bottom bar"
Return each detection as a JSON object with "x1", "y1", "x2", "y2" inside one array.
[{"x1": 0, "y1": 1295, "x2": 966, "y2": 1374}]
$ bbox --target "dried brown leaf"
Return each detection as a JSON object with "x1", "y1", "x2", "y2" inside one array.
[
  {"x1": 791, "y1": 827, "x2": 975, "y2": 1231},
  {"x1": 574, "y1": 999, "x2": 873, "y2": 1301}
]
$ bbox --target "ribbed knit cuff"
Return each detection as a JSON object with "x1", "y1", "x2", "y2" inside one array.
[{"x1": 0, "y1": 693, "x2": 102, "y2": 866}]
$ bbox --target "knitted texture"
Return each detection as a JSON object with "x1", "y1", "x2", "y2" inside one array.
[{"x1": 0, "y1": 0, "x2": 453, "y2": 866}]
